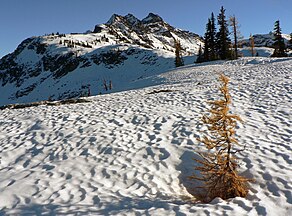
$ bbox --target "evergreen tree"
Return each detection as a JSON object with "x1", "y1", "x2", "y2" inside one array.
[
  {"x1": 271, "y1": 20, "x2": 287, "y2": 57},
  {"x1": 196, "y1": 44, "x2": 204, "y2": 63},
  {"x1": 202, "y1": 13, "x2": 217, "y2": 62},
  {"x1": 191, "y1": 74, "x2": 250, "y2": 202},
  {"x1": 174, "y1": 39, "x2": 184, "y2": 67},
  {"x1": 203, "y1": 19, "x2": 212, "y2": 61},
  {"x1": 216, "y1": 6, "x2": 231, "y2": 60},
  {"x1": 209, "y1": 13, "x2": 217, "y2": 60}
]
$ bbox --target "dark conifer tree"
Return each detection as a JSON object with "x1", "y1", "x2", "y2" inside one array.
[
  {"x1": 202, "y1": 13, "x2": 217, "y2": 62},
  {"x1": 196, "y1": 44, "x2": 204, "y2": 63},
  {"x1": 271, "y1": 20, "x2": 287, "y2": 57},
  {"x1": 203, "y1": 19, "x2": 212, "y2": 62},
  {"x1": 174, "y1": 39, "x2": 184, "y2": 67},
  {"x1": 216, "y1": 6, "x2": 231, "y2": 60},
  {"x1": 209, "y1": 12, "x2": 217, "y2": 60}
]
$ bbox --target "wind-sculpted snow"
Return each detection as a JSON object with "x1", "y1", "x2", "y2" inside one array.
[{"x1": 0, "y1": 58, "x2": 291, "y2": 215}]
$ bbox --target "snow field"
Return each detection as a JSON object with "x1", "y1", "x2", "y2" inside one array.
[{"x1": 0, "y1": 57, "x2": 291, "y2": 215}]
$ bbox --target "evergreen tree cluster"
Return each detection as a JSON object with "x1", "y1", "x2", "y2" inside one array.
[
  {"x1": 197, "y1": 7, "x2": 290, "y2": 62},
  {"x1": 60, "y1": 39, "x2": 93, "y2": 49},
  {"x1": 197, "y1": 6, "x2": 232, "y2": 63}
]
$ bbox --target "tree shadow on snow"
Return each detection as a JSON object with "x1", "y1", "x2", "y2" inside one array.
[
  {"x1": 3, "y1": 197, "x2": 191, "y2": 216},
  {"x1": 0, "y1": 204, "x2": 59, "y2": 216},
  {"x1": 177, "y1": 150, "x2": 208, "y2": 202}
]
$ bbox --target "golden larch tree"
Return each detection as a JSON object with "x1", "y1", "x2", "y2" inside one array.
[
  {"x1": 249, "y1": 34, "x2": 256, "y2": 57},
  {"x1": 191, "y1": 74, "x2": 251, "y2": 202}
]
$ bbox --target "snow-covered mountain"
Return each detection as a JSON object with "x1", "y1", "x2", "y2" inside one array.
[
  {"x1": 0, "y1": 13, "x2": 203, "y2": 106},
  {"x1": 240, "y1": 33, "x2": 290, "y2": 47},
  {"x1": 237, "y1": 33, "x2": 291, "y2": 57},
  {"x1": 0, "y1": 57, "x2": 291, "y2": 215}
]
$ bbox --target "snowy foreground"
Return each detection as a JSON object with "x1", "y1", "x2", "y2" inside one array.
[{"x1": 0, "y1": 58, "x2": 291, "y2": 215}]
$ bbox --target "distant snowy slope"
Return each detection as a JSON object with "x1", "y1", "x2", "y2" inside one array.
[
  {"x1": 0, "y1": 57, "x2": 291, "y2": 215},
  {"x1": 240, "y1": 33, "x2": 290, "y2": 47},
  {"x1": 238, "y1": 47, "x2": 274, "y2": 57},
  {"x1": 0, "y1": 13, "x2": 202, "y2": 106}
]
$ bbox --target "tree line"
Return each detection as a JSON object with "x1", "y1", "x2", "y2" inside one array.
[{"x1": 175, "y1": 6, "x2": 292, "y2": 67}]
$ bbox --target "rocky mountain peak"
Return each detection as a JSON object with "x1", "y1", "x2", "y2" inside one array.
[
  {"x1": 105, "y1": 13, "x2": 164, "y2": 28},
  {"x1": 106, "y1": 14, "x2": 123, "y2": 25},
  {"x1": 142, "y1": 13, "x2": 163, "y2": 24},
  {"x1": 124, "y1": 13, "x2": 140, "y2": 25}
]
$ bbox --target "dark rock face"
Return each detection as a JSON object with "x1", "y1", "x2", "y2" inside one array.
[
  {"x1": 14, "y1": 83, "x2": 37, "y2": 99},
  {"x1": 124, "y1": 13, "x2": 140, "y2": 26},
  {"x1": 141, "y1": 13, "x2": 163, "y2": 24},
  {"x1": 42, "y1": 53, "x2": 81, "y2": 79},
  {"x1": 0, "y1": 37, "x2": 46, "y2": 87},
  {"x1": 27, "y1": 40, "x2": 47, "y2": 54},
  {"x1": 91, "y1": 50, "x2": 127, "y2": 68},
  {"x1": 93, "y1": 26, "x2": 103, "y2": 33}
]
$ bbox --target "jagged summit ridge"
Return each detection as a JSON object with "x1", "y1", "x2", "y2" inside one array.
[
  {"x1": 94, "y1": 12, "x2": 202, "y2": 51},
  {"x1": 125, "y1": 13, "x2": 140, "y2": 25},
  {"x1": 105, "y1": 13, "x2": 164, "y2": 26},
  {"x1": 142, "y1": 13, "x2": 163, "y2": 24},
  {"x1": 89, "y1": 13, "x2": 203, "y2": 57},
  {"x1": 106, "y1": 14, "x2": 125, "y2": 25}
]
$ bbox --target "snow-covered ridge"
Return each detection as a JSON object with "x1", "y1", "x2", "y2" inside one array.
[
  {"x1": 0, "y1": 13, "x2": 202, "y2": 106},
  {"x1": 96, "y1": 12, "x2": 202, "y2": 53},
  {"x1": 240, "y1": 33, "x2": 291, "y2": 47}
]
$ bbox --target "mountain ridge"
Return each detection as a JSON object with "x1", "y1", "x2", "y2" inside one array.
[{"x1": 0, "y1": 13, "x2": 203, "y2": 106}]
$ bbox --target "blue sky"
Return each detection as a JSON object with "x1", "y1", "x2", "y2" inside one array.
[{"x1": 0, "y1": 0, "x2": 291, "y2": 58}]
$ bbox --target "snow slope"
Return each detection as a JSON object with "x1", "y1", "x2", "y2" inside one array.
[{"x1": 0, "y1": 57, "x2": 291, "y2": 215}]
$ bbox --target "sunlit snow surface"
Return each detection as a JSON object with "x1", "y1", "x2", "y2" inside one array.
[{"x1": 0, "y1": 58, "x2": 291, "y2": 215}]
